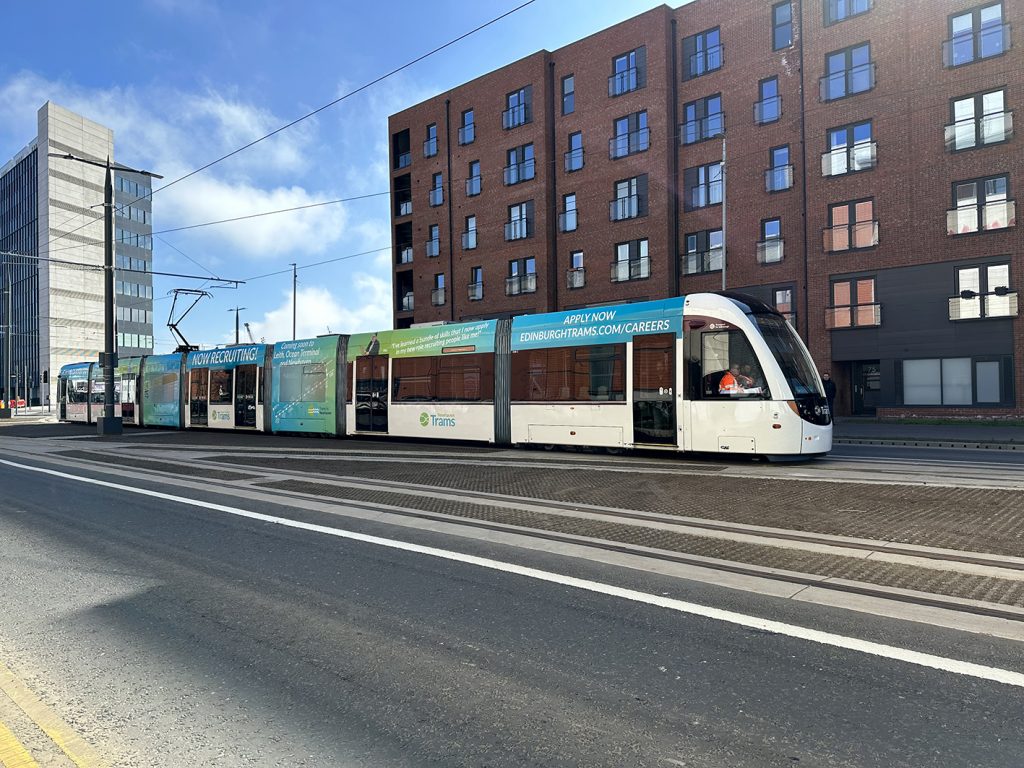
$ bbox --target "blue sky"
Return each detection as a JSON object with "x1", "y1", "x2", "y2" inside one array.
[{"x1": 0, "y1": 0, "x2": 683, "y2": 351}]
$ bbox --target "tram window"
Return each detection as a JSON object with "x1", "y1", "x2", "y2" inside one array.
[
  {"x1": 257, "y1": 367, "x2": 264, "y2": 405},
  {"x1": 511, "y1": 344, "x2": 625, "y2": 401},
  {"x1": 68, "y1": 381, "x2": 87, "y2": 404},
  {"x1": 189, "y1": 369, "x2": 208, "y2": 404},
  {"x1": 209, "y1": 369, "x2": 233, "y2": 404},
  {"x1": 152, "y1": 373, "x2": 178, "y2": 405},
  {"x1": 346, "y1": 362, "x2": 353, "y2": 403},
  {"x1": 438, "y1": 353, "x2": 494, "y2": 402},
  {"x1": 700, "y1": 331, "x2": 768, "y2": 399},
  {"x1": 280, "y1": 363, "x2": 326, "y2": 402},
  {"x1": 392, "y1": 357, "x2": 435, "y2": 402}
]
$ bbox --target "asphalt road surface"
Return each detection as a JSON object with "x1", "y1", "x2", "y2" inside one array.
[{"x1": 0, "y1": 454, "x2": 1022, "y2": 766}]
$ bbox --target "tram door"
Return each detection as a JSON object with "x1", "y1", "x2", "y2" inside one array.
[
  {"x1": 235, "y1": 365, "x2": 258, "y2": 428},
  {"x1": 121, "y1": 373, "x2": 136, "y2": 424},
  {"x1": 632, "y1": 333, "x2": 676, "y2": 445},
  {"x1": 190, "y1": 368, "x2": 209, "y2": 426},
  {"x1": 355, "y1": 355, "x2": 389, "y2": 432},
  {"x1": 58, "y1": 378, "x2": 67, "y2": 420}
]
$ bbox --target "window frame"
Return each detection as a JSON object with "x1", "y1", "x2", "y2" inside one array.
[
  {"x1": 824, "y1": 0, "x2": 873, "y2": 26},
  {"x1": 826, "y1": 197, "x2": 877, "y2": 251},
  {"x1": 822, "y1": 42, "x2": 874, "y2": 102},
  {"x1": 829, "y1": 276, "x2": 878, "y2": 328},
  {"x1": 682, "y1": 27, "x2": 723, "y2": 81},
  {"x1": 682, "y1": 93, "x2": 724, "y2": 144},
  {"x1": 772, "y1": 2, "x2": 794, "y2": 50},
  {"x1": 562, "y1": 74, "x2": 575, "y2": 115}
]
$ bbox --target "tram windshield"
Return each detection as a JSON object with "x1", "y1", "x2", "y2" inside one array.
[{"x1": 752, "y1": 314, "x2": 823, "y2": 398}]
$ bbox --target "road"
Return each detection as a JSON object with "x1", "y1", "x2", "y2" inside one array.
[{"x1": 0, "y1": 435, "x2": 1022, "y2": 767}]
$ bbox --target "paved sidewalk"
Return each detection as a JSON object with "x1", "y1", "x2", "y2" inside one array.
[{"x1": 834, "y1": 417, "x2": 1024, "y2": 446}]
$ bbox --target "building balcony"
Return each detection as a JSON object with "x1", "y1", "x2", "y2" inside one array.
[
  {"x1": 429, "y1": 187, "x2": 443, "y2": 207},
  {"x1": 681, "y1": 113, "x2": 724, "y2": 145},
  {"x1": 505, "y1": 273, "x2": 537, "y2": 296},
  {"x1": 609, "y1": 128, "x2": 649, "y2": 159},
  {"x1": 458, "y1": 123, "x2": 475, "y2": 145},
  {"x1": 564, "y1": 147, "x2": 584, "y2": 172},
  {"x1": 400, "y1": 292, "x2": 415, "y2": 312},
  {"x1": 821, "y1": 142, "x2": 877, "y2": 176},
  {"x1": 948, "y1": 290, "x2": 1018, "y2": 320},
  {"x1": 566, "y1": 267, "x2": 585, "y2": 289},
  {"x1": 823, "y1": 221, "x2": 879, "y2": 252},
  {"x1": 397, "y1": 245, "x2": 413, "y2": 265},
  {"x1": 503, "y1": 158, "x2": 535, "y2": 185},
  {"x1": 609, "y1": 195, "x2": 640, "y2": 222},
  {"x1": 765, "y1": 164, "x2": 793, "y2": 192},
  {"x1": 425, "y1": 238, "x2": 439, "y2": 258},
  {"x1": 559, "y1": 210, "x2": 578, "y2": 232},
  {"x1": 944, "y1": 112, "x2": 1013, "y2": 151},
  {"x1": 819, "y1": 62, "x2": 875, "y2": 102},
  {"x1": 502, "y1": 104, "x2": 527, "y2": 130},
  {"x1": 946, "y1": 201, "x2": 1016, "y2": 235},
  {"x1": 504, "y1": 219, "x2": 531, "y2": 241},
  {"x1": 608, "y1": 67, "x2": 639, "y2": 97},
  {"x1": 611, "y1": 257, "x2": 650, "y2": 282},
  {"x1": 943, "y1": 23, "x2": 1010, "y2": 68},
  {"x1": 396, "y1": 199, "x2": 412, "y2": 217},
  {"x1": 681, "y1": 248, "x2": 723, "y2": 276},
  {"x1": 423, "y1": 137, "x2": 437, "y2": 157},
  {"x1": 431, "y1": 287, "x2": 446, "y2": 307},
  {"x1": 754, "y1": 96, "x2": 781, "y2": 124},
  {"x1": 825, "y1": 303, "x2": 881, "y2": 329},
  {"x1": 756, "y1": 239, "x2": 784, "y2": 265},
  {"x1": 687, "y1": 45, "x2": 723, "y2": 78},
  {"x1": 395, "y1": 152, "x2": 411, "y2": 170},
  {"x1": 462, "y1": 230, "x2": 477, "y2": 250},
  {"x1": 465, "y1": 175, "x2": 481, "y2": 196},
  {"x1": 467, "y1": 282, "x2": 483, "y2": 301}
]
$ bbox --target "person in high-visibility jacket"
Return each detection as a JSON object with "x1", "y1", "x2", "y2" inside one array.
[{"x1": 719, "y1": 364, "x2": 743, "y2": 394}]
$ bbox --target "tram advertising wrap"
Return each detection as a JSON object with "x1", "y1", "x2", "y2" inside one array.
[
  {"x1": 271, "y1": 336, "x2": 340, "y2": 434},
  {"x1": 345, "y1": 320, "x2": 497, "y2": 361},
  {"x1": 141, "y1": 354, "x2": 183, "y2": 427},
  {"x1": 511, "y1": 297, "x2": 685, "y2": 350}
]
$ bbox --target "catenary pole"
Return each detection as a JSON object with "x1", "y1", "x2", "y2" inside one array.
[{"x1": 291, "y1": 263, "x2": 297, "y2": 340}]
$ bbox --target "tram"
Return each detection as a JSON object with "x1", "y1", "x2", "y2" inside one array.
[{"x1": 58, "y1": 292, "x2": 831, "y2": 457}]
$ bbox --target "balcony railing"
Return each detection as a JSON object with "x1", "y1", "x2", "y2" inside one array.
[
  {"x1": 946, "y1": 200, "x2": 1016, "y2": 235},
  {"x1": 462, "y1": 230, "x2": 477, "y2": 250},
  {"x1": 610, "y1": 195, "x2": 640, "y2": 221},
  {"x1": 397, "y1": 245, "x2": 413, "y2": 264},
  {"x1": 429, "y1": 187, "x2": 443, "y2": 207},
  {"x1": 505, "y1": 273, "x2": 537, "y2": 296},
  {"x1": 503, "y1": 158, "x2": 535, "y2": 185},
  {"x1": 609, "y1": 127, "x2": 650, "y2": 159},
  {"x1": 821, "y1": 142, "x2": 877, "y2": 176},
  {"x1": 819, "y1": 62, "x2": 875, "y2": 102},
  {"x1": 825, "y1": 303, "x2": 881, "y2": 329},
  {"x1": 688, "y1": 180, "x2": 723, "y2": 209},
  {"x1": 431, "y1": 287, "x2": 446, "y2": 307},
  {"x1": 458, "y1": 123, "x2": 475, "y2": 145},
  {"x1": 944, "y1": 112, "x2": 1013, "y2": 151},
  {"x1": 504, "y1": 219, "x2": 531, "y2": 241},
  {"x1": 948, "y1": 291, "x2": 1018, "y2": 320},
  {"x1": 559, "y1": 209, "x2": 578, "y2": 232},
  {"x1": 611, "y1": 257, "x2": 650, "y2": 282},
  {"x1": 943, "y1": 23, "x2": 1011, "y2": 68},
  {"x1": 681, "y1": 113, "x2": 724, "y2": 145},
  {"x1": 502, "y1": 104, "x2": 527, "y2": 130},
  {"x1": 423, "y1": 137, "x2": 437, "y2": 157},
  {"x1": 465, "y1": 175, "x2": 481, "y2": 196},
  {"x1": 467, "y1": 282, "x2": 483, "y2": 301},
  {"x1": 397, "y1": 199, "x2": 412, "y2": 217},
  {"x1": 425, "y1": 238, "x2": 439, "y2": 258},
  {"x1": 765, "y1": 164, "x2": 794, "y2": 192},
  {"x1": 566, "y1": 267, "x2": 586, "y2": 289},
  {"x1": 681, "y1": 248, "x2": 723, "y2": 275},
  {"x1": 395, "y1": 151, "x2": 411, "y2": 169},
  {"x1": 754, "y1": 96, "x2": 781, "y2": 124},
  {"x1": 564, "y1": 148, "x2": 584, "y2": 172},
  {"x1": 756, "y1": 239, "x2": 784, "y2": 265},
  {"x1": 687, "y1": 45, "x2": 723, "y2": 78},
  {"x1": 400, "y1": 292, "x2": 415, "y2": 312},
  {"x1": 823, "y1": 220, "x2": 879, "y2": 251},
  {"x1": 608, "y1": 67, "x2": 639, "y2": 97}
]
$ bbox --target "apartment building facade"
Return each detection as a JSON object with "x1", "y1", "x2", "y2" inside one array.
[{"x1": 388, "y1": 0, "x2": 1022, "y2": 417}]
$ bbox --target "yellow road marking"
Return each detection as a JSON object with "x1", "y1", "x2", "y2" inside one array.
[
  {"x1": 0, "y1": 661, "x2": 105, "y2": 768},
  {"x1": 0, "y1": 718, "x2": 40, "y2": 768}
]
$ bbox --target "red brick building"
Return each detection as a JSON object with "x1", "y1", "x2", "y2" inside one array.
[{"x1": 388, "y1": 0, "x2": 1022, "y2": 417}]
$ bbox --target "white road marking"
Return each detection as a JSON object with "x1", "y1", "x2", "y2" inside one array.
[{"x1": 3, "y1": 458, "x2": 1023, "y2": 689}]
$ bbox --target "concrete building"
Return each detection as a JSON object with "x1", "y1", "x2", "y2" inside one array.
[
  {"x1": 0, "y1": 101, "x2": 154, "y2": 406},
  {"x1": 387, "y1": 0, "x2": 1023, "y2": 417}
]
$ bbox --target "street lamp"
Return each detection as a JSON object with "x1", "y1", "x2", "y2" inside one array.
[{"x1": 49, "y1": 153, "x2": 162, "y2": 436}]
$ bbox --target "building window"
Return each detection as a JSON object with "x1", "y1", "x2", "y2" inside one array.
[
  {"x1": 462, "y1": 215, "x2": 478, "y2": 250},
  {"x1": 827, "y1": 278, "x2": 879, "y2": 328},
  {"x1": 560, "y1": 193, "x2": 578, "y2": 233},
  {"x1": 459, "y1": 109, "x2": 475, "y2": 145},
  {"x1": 609, "y1": 46, "x2": 646, "y2": 96},
  {"x1": 567, "y1": 250, "x2": 585, "y2": 289},
  {"x1": 683, "y1": 28, "x2": 723, "y2": 80},
  {"x1": 506, "y1": 257, "x2": 537, "y2": 296},
  {"x1": 682, "y1": 94, "x2": 724, "y2": 144},
  {"x1": 610, "y1": 175, "x2": 648, "y2": 221},
  {"x1": 758, "y1": 218, "x2": 784, "y2": 264},
  {"x1": 774, "y1": 287, "x2": 796, "y2": 326},
  {"x1": 950, "y1": 263, "x2": 1016, "y2": 319},
  {"x1": 684, "y1": 162, "x2": 723, "y2": 211},
  {"x1": 903, "y1": 358, "x2": 979, "y2": 405},
  {"x1": 505, "y1": 201, "x2": 533, "y2": 241},
  {"x1": 773, "y1": 2, "x2": 793, "y2": 49},
  {"x1": 610, "y1": 111, "x2": 649, "y2": 159},
  {"x1": 948, "y1": 174, "x2": 1014, "y2": 234},
  {"x1": 755, "y1": 78, "x2": 781, "y2": 124},
  {"x1": 946, "y1": 90, "x2": 1012, "y2": 151},
  {"x1": 682, "y1": 229, "x2": 723, "y2": 275},
  {"x1": 825, "y1": 199, "x2": 877, "y2": 251},
  {"x1": 565, "y1": 131, "x2": 584, "y2": 172},
  {"x1": 466, "y1": 160, "x2": 481, "y2": 197},
  {"x1": 612, "y1": 239, "x2": 650, "y2": 282},
  {"x1": 468, "y1": 266, "x2": 483, "y2": 301},
  {"x1": 944, "y1": 3, "x2": 1008, "y2": 67},
  {"x1": 424, "y1": 123, "x2": 438, "y2": 157},
  {"x1": 426, "y1": 224, "x2": 440, "y2": 257},
  {"x1": 432, "y1": 274, "x2": 446, "y2": 307},
  {"x1": 562, "y1": 75, "x2": 575, "y2": 115},
  {"x1": 503, "y1": 87, "x2": 532, "y2": 129},
  {"x1": 429, "y1": 173, "x2": 443, "y2": 206},
  {"x1": 504, "y1": 143, "x2": 535, "y2": 185},
  {"x1": 825, "y1": 0, "x2": 872, "y2": 25},
  {"x1": 820, "y1": 43, "x2": 874, "y2": 101},
  {"x1": 766, "y1": 145, "x2": 793, "y2": 192},
  {"x1": 823, "y1": 120, "x2": 876, "y2": 176}
]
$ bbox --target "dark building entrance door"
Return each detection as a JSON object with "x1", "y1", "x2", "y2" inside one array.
[
  {"x1": 852, "y1": 361, "x2": 881, "y2": 415},
  {"x1": 355, "y1": 355, "x2": 389, "y2": 432}
]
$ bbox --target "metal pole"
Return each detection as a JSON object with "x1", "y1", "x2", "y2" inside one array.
[
  {"x1": 4, "y1": 269, "x2": 10, "y2": 416},
  {"x1": 721, "y1": 136, "x2": 727, "y2": 292},
  {"x1": 230, "y1": 307, "x2": 246, "y2": 345},
  {"x1": 291, "y1": 263, "x2": 297, "y2": 341},
  {"x1": 98, "y1": 158, "x2": 121, "y2": 435}
]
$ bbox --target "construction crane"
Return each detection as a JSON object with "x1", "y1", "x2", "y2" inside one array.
[{"x1": 244, "y1": 322, "x2": 257, "y2": 344}]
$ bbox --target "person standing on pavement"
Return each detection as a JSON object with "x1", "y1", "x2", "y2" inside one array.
[{"x1": 822, "y1": 371, "x2": 837, "y2": 417}]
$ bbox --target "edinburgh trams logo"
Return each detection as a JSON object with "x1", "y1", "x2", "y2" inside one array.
[{"x1": 420, "y1": 412, "x2": 456, "y2": 428}]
